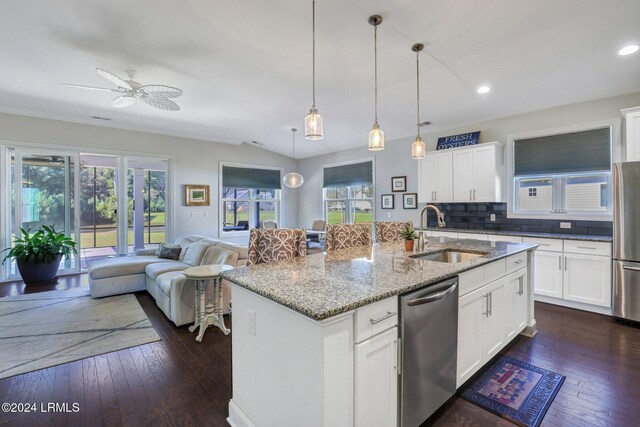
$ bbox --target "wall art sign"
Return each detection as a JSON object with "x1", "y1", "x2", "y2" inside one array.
[
  {"x1": 185, "y1": 184, "x2": 210, "y2": 206},
  {"x1": 381, "y1": 194, "x2": 394, "y2": 209},
  {"x1": 436, "y1": 131, "x2": 480, "y2": 150},
  {"x1": 403, "y1": 193, "x2": 418, "y2": 209},
  {"x1": 392, "y1": 176, "x2": 407, "y2": 192}
]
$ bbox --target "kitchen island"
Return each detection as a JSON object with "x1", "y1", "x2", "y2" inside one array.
[{"x1": 221, "y1": 238, "x2": 537, "y2": 427}]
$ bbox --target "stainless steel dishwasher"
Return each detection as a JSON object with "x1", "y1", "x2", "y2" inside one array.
[{"x1": 399, "y1": 277, "x2": 458, "y2": 427}]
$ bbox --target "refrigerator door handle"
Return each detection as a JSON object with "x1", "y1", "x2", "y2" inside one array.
[{"x1": 623, "y1": 265, "x2": 640, "y2": 272}]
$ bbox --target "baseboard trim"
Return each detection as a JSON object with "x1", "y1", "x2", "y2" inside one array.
[
  {"x1": 535, "y1": 295, "x2": 612, "y2": 316},
  {"x1": 227, "y1": 400, "x2": 255, "y2": 427}
]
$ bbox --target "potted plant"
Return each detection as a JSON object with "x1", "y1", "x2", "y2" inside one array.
[
  {"x1": 1, "y1": 225, "x2": 77, "y2": 284},
  {"x1": 399, "y1": 224, "x2": 418, "y2": 252}
]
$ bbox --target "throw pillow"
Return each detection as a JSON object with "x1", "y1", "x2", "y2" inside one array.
[{"x1": 156, "y1": 242, "x2": 181, "y2": 260}]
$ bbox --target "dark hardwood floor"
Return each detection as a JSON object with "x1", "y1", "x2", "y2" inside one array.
[{"x1": 1, "y1": 274, "x2": 639, "y2": 427}]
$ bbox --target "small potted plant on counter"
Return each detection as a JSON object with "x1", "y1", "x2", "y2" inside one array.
[
  {"x1": 1, "y1": 225, "x2": 77, "y2": 284},
  {"x1": 399, "y1": 224, "x2": 418, "y2": 252}
]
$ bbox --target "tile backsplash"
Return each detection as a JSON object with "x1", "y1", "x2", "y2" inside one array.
[{"x1": 425, "y1": 202, "x2": 612, "y2": 236}]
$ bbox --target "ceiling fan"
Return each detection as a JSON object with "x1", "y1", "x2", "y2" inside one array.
[{"x1": 62, "y1": 68, "x2": 183, "y2": 111}]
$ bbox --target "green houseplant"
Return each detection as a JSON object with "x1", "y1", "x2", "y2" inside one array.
[
  {"x1": 399, "y1": 224, "x2": 418, "y2": 252},
  {"x1": 2, "y1": 225, "x2": 77, "y2": 284}
]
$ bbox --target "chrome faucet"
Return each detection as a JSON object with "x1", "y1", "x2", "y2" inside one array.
[{"x1": 416, "y1": 204, "x2": 446, "y2": 251}]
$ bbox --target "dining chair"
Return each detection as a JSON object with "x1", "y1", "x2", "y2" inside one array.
[
  {"x1": 375, "y1": 221, "x2": 413, "y2": 243},
  {"x1": 247, "y1": 228, "x2": 307, "y2": 265},
  {"x1": 324, "y1": 223, "x2": 372, "y2": 251},
  {"x1": 261, "y1": 220, "x2": 278, "y2": 229}
]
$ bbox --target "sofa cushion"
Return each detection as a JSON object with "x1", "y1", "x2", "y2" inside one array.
[
  {"x1": 155, "y1": 242, "x2": 181, "y2": 257},
  {"x1": 89, "y1": 256, "x2": 164, "y2": 280},
  {"x1": 183, "y1": 242, "x2": 208, "y2": 266},
  {"x1": 144, "y1": 261, "x2": 190, "y2": 281},
  {"x1": 201, "y1": 246, "x2": 239, "y2": 266},
  {"x1": 157, "y1": 243, "x2": 181, "y2": 260},
  {"x1": 199, "y1": 238, "x2": 221, "y2": 246},
  {"x1": 216, "y1": 241, "x2": 249, "y2": 263}
]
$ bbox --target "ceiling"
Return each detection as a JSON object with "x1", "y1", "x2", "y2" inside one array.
[{"x1": 0, "y1": 0, "x2": 639, "y2": 158}]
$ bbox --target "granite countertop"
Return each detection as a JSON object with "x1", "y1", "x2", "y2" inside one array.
[
  {"x1": 220, "y1": 239, "x2": 537, "y2": 321},
  {"x1": 426, "y1": 227, "x2": 612, "y2": 242}
]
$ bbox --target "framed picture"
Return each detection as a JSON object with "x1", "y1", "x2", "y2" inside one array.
[
  {"x1": 392, "y1": 176, "x2": 407, "y2": 192},
  {"x1": 403, "y1": 193, "x2": 418, "y2": 209},
  {"x1": 185, "y1": 184, "x2": 210, "y2": 206},
  {"x1": 381, "y1": 194, "x2": 394, "y2": 209}
]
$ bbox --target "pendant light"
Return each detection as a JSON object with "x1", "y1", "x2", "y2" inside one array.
[
  {"x1": 411, "y1": 43, "x2": 426, "y2": 159},
  {"x1": 304, "y1": 0, "x2": 323, "y2": 140},
  {"x1": 368, "y1": 15, "x2": 384, "y2": 151},
  {"x1": 283, "y1": 128, "x2": 304, "y2": 188}
]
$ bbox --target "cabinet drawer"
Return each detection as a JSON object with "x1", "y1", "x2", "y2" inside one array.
[
  {"x1": 355, "y1": 296, "x2": 398, "y2": 343},
  {"x1": 459, "y1": 265, "x2": 486, "y2": 296},
  {"x1": 458, "y1": 233, "x2": 488, "y2": 241},
  {"x1": 523, "y1": 237, "x2": 563, "y2": 252},
  {"x1": 485, "y1": 259, "x2": 506, "y2": 284},
  {"x1": 563, "y1": 240, "x2": 611, "y2": 257},
  {"x1": 505, "y1": 252, "x2": 527, "y2": 274}
]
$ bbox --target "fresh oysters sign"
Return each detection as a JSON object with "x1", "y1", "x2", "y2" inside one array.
[{"x1": 436, "y1": 131, "x2": 480, "y2": 150}]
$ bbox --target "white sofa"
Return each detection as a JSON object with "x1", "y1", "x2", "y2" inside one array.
[{"x1": 88, "y1": 235, "x2": 248, "y2": 326}]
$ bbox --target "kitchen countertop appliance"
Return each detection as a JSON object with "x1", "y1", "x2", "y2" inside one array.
[
  {"x1": 613, "y1": 161, "x2": 640, "y2": 322},
  {"x1": 399, "y1": 277, "x2": 458, "y2": 426}
]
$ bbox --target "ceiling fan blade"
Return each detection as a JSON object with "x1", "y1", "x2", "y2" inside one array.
[
  {"x1": 61, "y1": 83, "x2": 121, "y2": 92},
  {"x1": 111, "y1": 95, "x2": 136, "y2": 108},
  {"x1": 138, "y1": 85, "x2": 183, "y2": 99},
  {"x1": 139, "y1": 94, "x2": 180, "y2": 111},
  {"x1": 96, "y1": 68, "x2": 133, "y2": 90}
]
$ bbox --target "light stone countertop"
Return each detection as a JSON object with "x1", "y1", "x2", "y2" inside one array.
[
  {"x1": 220, "y1": 239, "x2": 537, "y2": 321},
  {"x1": 426, "y1": 227, "x2": 612, "y2": 242}
]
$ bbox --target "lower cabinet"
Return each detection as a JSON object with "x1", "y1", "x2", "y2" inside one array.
[
  {"x1": 457, "y1": 264, "x2": 529, "y2": 388},
  {"x1": 532, "y1": 250, "x2": 563, "y2": 298},
  {"x1": 564, "y1": 253, "x2": 612, "y2": 307},
  {"x1": 354, "y1": 327, "x2": 398, "y2": 427}
]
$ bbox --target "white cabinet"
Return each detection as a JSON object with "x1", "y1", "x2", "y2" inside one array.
[
  {"x1": 622, "y1": 106, "x2": 640, "y2": 162},
  {"x1": 354, "y1": 327, "x2": 398, "y2": 427},
  {"x1": 532, "y1": 251, "x2": 563, "y2": 298},
  {"x1": 482, "y1": 278, "x2": 505, "y2": 361},
  {"x1": 564, "y1": 253, "x2": 612, "y2": 307},
  {"x1": 453, "y1": 143, "x2": 503, "y2": 202},
  {"x1": 418, "y1": 142, "x2": 503, "y2": 203},
  {"x1": 419, "y1": 151, "x2": 453, "y2": 203},
  {"x1": 457, "y1": 287, "x2": 485, "y2": 386},
  {"x1": 504, "y1": 269, "x2": 528, "y2": 341}
]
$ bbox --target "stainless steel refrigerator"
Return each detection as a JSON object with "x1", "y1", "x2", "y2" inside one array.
[{"x1": 613, "y1": 161, "x2": 640, "y2": 322}]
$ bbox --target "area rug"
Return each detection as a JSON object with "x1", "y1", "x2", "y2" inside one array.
[
  {"x1": 460, "y1": 356, "x2": 565, "y2": 427},
  {"x1": 0, "y1": 287, "x2": 160, "y2": 379}
]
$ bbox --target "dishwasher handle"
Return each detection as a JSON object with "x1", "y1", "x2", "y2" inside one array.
[{"x1": 407, "y1": 283, "x2": 458, "y2": 306}]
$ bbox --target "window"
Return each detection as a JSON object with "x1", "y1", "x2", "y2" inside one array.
[
  {"x1": 510, "y1": 126, "x2": 612, "y2": 218},
  {"x1": 221, "y1": 165, "x2": 281, "y2": 232},
  {"x1": 322, "y1": 160, "x2": 374, "y2": 224}
]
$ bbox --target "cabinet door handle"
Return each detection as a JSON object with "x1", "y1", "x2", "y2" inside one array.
[
  {"x1": 518, "y1": 277, "x2": 524, "y2": 296},
  {"x1": 473, "y1": 189, "x2": 476, "y2": 200},
  {"x1": 577, "y1": 246, "x2": 596, "y2": 250},
  {"x1": 469, "y1": 189, "x2": 473, "y2": 201},
  {"x1": 488, "y1": 292, "x2": 493, "y2": 317},
  {"x1": 394, "y1": 338, "x2": 402, "y2": 375},
  {"x1": 434, "y1": 191, "x2": 437, "y2": 201},
  {"x1": 514, "y1": 259, "x2": 524, "y2": 265},
  {"x1": 482, "y1": 294, "x2": 490, "y2": 317},
  {"x1": 564, "y1": 257, "x2": 568, "y2": 271},
  {"x1": 369, "y1": 311, "x2": 396, "y2": 325},
  {"x1": 558, "y1": 255, "x2": 562, "y2": 270}
]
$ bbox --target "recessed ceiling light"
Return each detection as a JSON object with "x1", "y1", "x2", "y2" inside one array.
[
  {"x1": 618, "y1": 45, "x2": 639, "y2": 56},
  {"x1": 477, "y1": 86, "x2": 491, "y2": 94}
]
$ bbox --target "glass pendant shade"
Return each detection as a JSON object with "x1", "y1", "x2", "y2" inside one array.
[
  {"x1": 283, "y1": 172, "x2": 304, "y2": 188},
  {"x1": 411, "y1": 136, "x2": 426, "y2": 159},
  {"x1": 304, "y1": 108, "x2": 323, "y2": 140},
  {"x1": 368, "y1": 123, "x2": 385, "y2": 151}
]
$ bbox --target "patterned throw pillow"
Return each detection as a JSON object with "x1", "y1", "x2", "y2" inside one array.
[{"x1": 155, "y1": 242, "x2": 181, "y2": 260}]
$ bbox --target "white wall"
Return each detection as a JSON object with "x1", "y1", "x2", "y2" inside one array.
[
  {"x1": 0, "y1": 112, "x2": 299, "y2": 244},
  {"x1": 298, "y1": 91, "x2": 640, "y2": 227}
]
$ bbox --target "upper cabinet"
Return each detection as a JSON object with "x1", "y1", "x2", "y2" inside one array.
[
  {"x1": 622, "y1": 107, "x2": 640, "y2": 162},
  {"x1": 418, "y1": 142, "x2": 504, "y2": 203}
]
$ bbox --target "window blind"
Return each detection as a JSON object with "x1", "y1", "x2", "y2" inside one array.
[
  {"x1": 323, "y1": 161, "x2": 373, "y2": 188},
  {"x1": 222, "y1": 166, "x2": 281, "y2": 189},
  {"x1": 514, "y1": 127, "x2": 611, "y2": 176}
]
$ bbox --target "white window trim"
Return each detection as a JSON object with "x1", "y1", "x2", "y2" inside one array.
[
  {"x1": 218, "y1": 161, "x2": 283, "y2": 237},
  {"x1": 320, "y1": 157, "x2": 376, "y2": 224},
  {"x1": 506, "y1": 119, "x2": 620, "y2": 221}
]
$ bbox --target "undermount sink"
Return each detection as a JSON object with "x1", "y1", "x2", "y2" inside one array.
[{"x1": 412, "y1": 250, "x2": 488, "y2": 264}]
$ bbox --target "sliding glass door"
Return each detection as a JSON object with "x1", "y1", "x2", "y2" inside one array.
[{"x1": 6, "y1": 149, "x2": 81, "y2": 278}]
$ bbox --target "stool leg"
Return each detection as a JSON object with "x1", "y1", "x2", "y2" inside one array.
[
  {"x1": 214, "y1": 277, "x2": 230, "y2": 335},
  {"x1": 196, "y1": 280, "x2": 210, "y2": 342}
]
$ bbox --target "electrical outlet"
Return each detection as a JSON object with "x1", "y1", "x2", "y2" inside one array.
[
  {"x1": 247, "y1": 309, "x2": 256, "y2": 336},
  {"x1": 560, "y1": 222, "x2": 571, "y2": 229},
  {"x1": 490, "y1": 213, "x2": 496, "y2": 222},
  {"x1": 387, "y1": 212, "x2": 392, "y2": 218}
]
